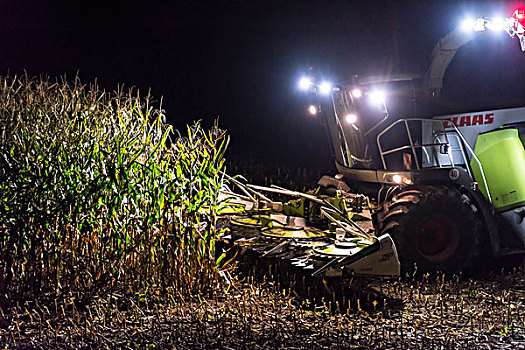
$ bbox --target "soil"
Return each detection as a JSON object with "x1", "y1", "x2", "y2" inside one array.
[{"x1": 1, "y1": 261, "x2": 525, "y2": 349}]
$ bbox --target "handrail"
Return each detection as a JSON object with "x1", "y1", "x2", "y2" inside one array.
[
  {"x1": 377, "y1": 118, "x2": 453, "y2": 170},
  {"x1": 404, "y1": 120, "x2": 420, "y2": 169},
  {"x1": 451, "y1": 124, "x2": 492, "y2": 204},
  {"x1": 381, "y1": 142, "x2": 453, "y2": 156}
]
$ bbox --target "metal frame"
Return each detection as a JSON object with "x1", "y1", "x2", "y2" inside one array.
[
  {"x1": 375, "y1": 118, "x2": 493, "y2": 204},
  {"x1": 376, "y1": 118, "x2": 454, "y2": 170}
]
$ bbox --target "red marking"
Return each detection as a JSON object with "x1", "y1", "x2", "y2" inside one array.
[
  {"x1": 514, "y1": 9, "x2": 525, "y2": 21},
  {"x1": 442, "y1": 113, "x2": 495, "y2": 129},
  {"x1": 459, "y1": 115, "x2": 471, "y2": 127},
  {"x1": 472, "y1": 114, "x2": 483, "y2": 126},
  {"x1": 403, "y1": 153, "x2": 412, "y2": 170}
]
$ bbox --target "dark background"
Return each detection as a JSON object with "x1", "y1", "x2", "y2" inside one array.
[{"x1": 2, "y1": 0, "x2": 525, "y2": 174}]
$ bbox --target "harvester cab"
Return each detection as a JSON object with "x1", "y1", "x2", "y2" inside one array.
[{"x1": 299, "y1": 8, "x2": 525, "y2": 273}]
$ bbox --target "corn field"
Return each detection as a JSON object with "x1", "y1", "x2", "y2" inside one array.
[{"x1": 0, "y1": 75, "x2": 228, "y2": 302}]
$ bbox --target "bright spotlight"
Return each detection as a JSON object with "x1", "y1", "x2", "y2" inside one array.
[
  {"x1": 351, "y1": 89, "x2": 362, "y2": 98},
  {"x1": 462, "y1": 17, "x2": 488, "y2": 32},
  {"x1": 369, "y1": 90, "x2": 385, "y2": 106},
  {"x1": 487, "y1": 17, "x2": 505, "y2": 31},
  {"x1": 299, "y1": 77, "x2": 313, "y2": 90},
  {"x1": 461, "y1": 18, "x2": 476, "y2": 32},
  {"x1": 308, "y1": 105, "x2": 318, "y2": 116},
  {"x1": 345, "y1": 113, "x2": 357, "y2": 124},
  {"x1": 319, "y1": 82, "x2": 332, "y2": 95},
  {"x1": 474, "y1": 18, "x2": 487, "y2": 32}
]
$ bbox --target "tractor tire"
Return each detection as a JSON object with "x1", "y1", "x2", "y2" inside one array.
[{"x1": 374, "y1": 186, "x2": 486, "y2": 274}]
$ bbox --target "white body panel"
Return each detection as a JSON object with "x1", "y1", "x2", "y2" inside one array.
[
  {"x1": 343, "y1": 234, "x2": 400, "y2": 278},
  {"x1": 433, "y1": 106, "x2": 525, "y2": 151}
]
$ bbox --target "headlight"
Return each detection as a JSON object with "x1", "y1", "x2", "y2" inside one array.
[
  {"x1": 298, "y1": 77, "x2": 313, "y2": 90},
  {"x1": 387, "y1": 174, "x2": 412, "y2": 185},
  {"x1": 487, "y1": 17, "x2": 505, "y2": 31},
  {"x1": 461, "y1": 18, "x2": 476, "y2": 31},
  {"x1": 369, "y1": 90, "x2": 385, "y2": 106},
  {"x1": 319, "y1": 82, "x2": 332, "y2": 95},
  {"x1": 461, "y1": 17, "x2": 488, "y2": 32},
  {"x1": 392, "y1": 174, "x2": 403, "y2": 184},
  {"x1": 345, "y1": 113, "x2": 357, "y2": 124}
]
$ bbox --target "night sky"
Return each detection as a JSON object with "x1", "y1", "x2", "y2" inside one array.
[{"x1": 2, "y1": 0, "x2": 525, "y2": 169}]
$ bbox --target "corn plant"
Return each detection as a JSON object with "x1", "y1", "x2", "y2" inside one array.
[{"x1": 0, "y1": 75, "x2": 228, "y2": 300}]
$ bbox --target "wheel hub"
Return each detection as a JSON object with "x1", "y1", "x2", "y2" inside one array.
[{"x1": 414, "y1": 213, "x2": 460, "y2": 263}]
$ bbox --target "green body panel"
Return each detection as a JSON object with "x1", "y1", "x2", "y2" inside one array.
[{"x1": 471, "y1": 128, "x2": 525, "y2": 211}]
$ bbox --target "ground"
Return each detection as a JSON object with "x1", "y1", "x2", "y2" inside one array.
[{"x1": 2, "y1": 260, "x2": 525, "y2": 349}]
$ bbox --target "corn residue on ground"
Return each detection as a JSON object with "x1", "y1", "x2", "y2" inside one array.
[{"x1": 1, "y1": 267, "x2": 525, "y2": 349}]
